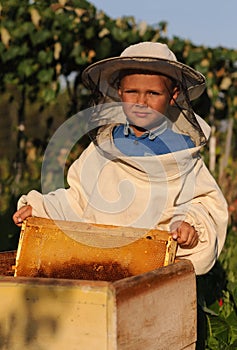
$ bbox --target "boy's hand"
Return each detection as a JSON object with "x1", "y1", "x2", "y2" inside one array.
[
  {"x1": 171, "y1": 221, "x2": 198, "y2": 249},
  {"x1": 12, "y1": 205, "x2": 32, "y2": 227}
]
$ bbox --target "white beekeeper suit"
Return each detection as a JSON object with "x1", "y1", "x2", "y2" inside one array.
[{"x1": 17, "y1": 42, "x2": 228, "y2": 275}]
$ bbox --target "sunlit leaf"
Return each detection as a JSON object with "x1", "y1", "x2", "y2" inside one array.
[
  {"x1": 29, "y1": 8, "x2": 41, "y2": 28},
  {"x1": 0, "y1": 27, "x2": 11, "y2": 47},
  {"x1": 74, "y1": 8, "x2": 87, "y2": 17},
  {"x1": 54, "y1": 42, "x2": 62, "y2": 60},
  {"x1": 59, "y1": 0, "x2": 67, "y2": 5},
  {"x1": 98, "y1": 27, "x2": 110, "y2": 38}
]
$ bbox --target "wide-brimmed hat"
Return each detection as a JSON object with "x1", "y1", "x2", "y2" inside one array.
[{"x1": 82, "y1": 42, "x2": 206, "y2": 102}]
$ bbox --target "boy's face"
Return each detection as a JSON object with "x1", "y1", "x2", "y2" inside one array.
[{"x1": 118, "y1": 73, "x2": 178, "y2": 135}]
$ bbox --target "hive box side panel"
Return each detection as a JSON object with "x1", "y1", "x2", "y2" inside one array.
[
  {"x1": 0, "y1": 261, "x2": 196, "y2": 350},
  {"x1": 115, "y1": 260, "x2": 197, "y2": 350},
  {"x1": 0, "y1": 278, "x2": 113, "y2": 350}
]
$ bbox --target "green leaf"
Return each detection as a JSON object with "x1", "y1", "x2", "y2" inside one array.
[
  {"x1": 37, "y1": 50, "x2": 53, "y2": 65},
  {"x1": 207, "y1": 335, "x2": 220, "y2": 349},
  {"x1": 227, "y1": 282, "x2": 237, "y2": 306},
  {"x1": 85, "y1": 27, "x2": 95, "y2": 40},
  {"x1": 226, "y1": 311, "x2": 237, "y2": 344},
  {"x1": 94, "y1": 37, "x2": 111, "y2": 59},
  {"x1": 70, "y1": 42, "x2": 83, "y2": 58},
  {"x1": 30, "y1": 29, "x2": 52, "y2": 46},
  {"x1": 111, "y1": 27, "x2": 128, "y2": 41},
  {"x1": 186, "y1": 49, "x2": 205, "y2": 66},
  {"x1": 18, "y1": 59, "x2": 35, "y2": 78},
  {"x1": 37, "y1": 68, "x2": 54, "y2": 84},
  {"x1": 1, "y1": 46, "x2": 23, "y2": 62},
  {"x1": 3, "y1": 72, "x2": 19, "y2": 85},
  {"x1": 12, "y1": 21, "x2": 35, "y2": 39},
  {"x1": 207, "y1": 314, "x2": 228, "y2": 343},
  {"x1": 40, "y1": 87, "x2": 56, "y2": 103}
]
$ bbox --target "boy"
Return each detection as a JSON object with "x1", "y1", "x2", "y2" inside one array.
[{"x1": 13, "y1": 42, "x2": 228, "y2": 275}]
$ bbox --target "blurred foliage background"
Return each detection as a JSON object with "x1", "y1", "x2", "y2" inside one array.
[{"x1": 0, "y1": 0, "x2": 237, "y2": 348}]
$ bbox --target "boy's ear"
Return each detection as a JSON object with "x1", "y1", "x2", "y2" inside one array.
[
  {"x1": 118, "y1": 87, "x2": 122, "y2": 98},
  {"x1": 169, "y1": 87, "x2": 179, "y2": 106}
]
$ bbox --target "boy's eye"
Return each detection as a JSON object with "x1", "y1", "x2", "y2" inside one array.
[
  {"x1": 124, "y1": 90, "x2": 137, "y2": 94},
  {"x1": 123, "y1": 90, "x2": 160, "y2": 95},
  {"x1": 148, "y1": 91, "x2": 160, "y2": 96}
]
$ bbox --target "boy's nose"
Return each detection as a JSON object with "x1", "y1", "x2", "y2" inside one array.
[{"x1": 136, "y1": 93, "x2": 147, "y2": 106}]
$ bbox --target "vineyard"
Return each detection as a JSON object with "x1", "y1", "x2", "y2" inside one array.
[{"x1": 0, "y1": 0, "x2": 237, "y2": 348}]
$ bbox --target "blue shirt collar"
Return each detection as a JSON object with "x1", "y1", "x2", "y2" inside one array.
[{"x1": 123, "y1": 118, "x2": 168, "y2": 140}]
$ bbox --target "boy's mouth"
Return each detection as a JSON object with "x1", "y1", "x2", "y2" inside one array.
[
  {"x1": 135, "y1": 113, "x2": 148, "y2": 118},
  {"x1": 133, "y1": 110, "x2": 150, "y2": 118}
]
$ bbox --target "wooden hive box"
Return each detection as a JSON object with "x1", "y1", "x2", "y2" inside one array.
[{"x1": 0, "y1": 218, "x2": 197, "y2": 350}]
